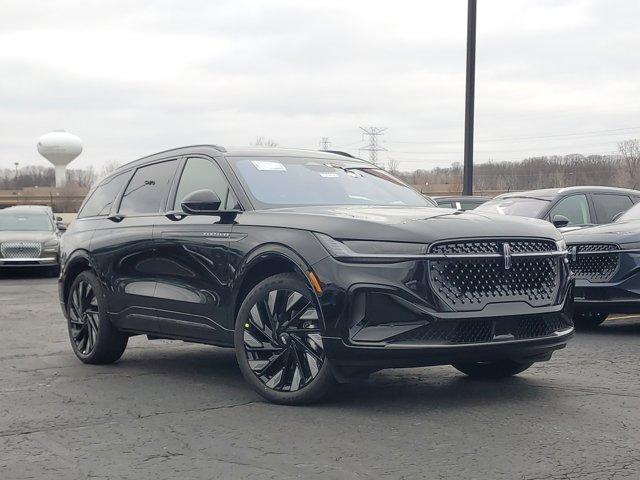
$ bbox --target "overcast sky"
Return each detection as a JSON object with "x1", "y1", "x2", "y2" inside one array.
[{"x1": 1, "y1": 0, "x2": 639, "y2": 172}]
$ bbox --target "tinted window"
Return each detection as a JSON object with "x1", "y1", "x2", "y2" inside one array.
[
  {"x1": 476, "y1": 197, "x2": 550, "y2": 218},
  {"x1": 232, "y1": 157, "x2": 431, "y2": 208},
  {"x1": 459, "y1": 200, "x2": 484, "y2": 210},
  {"x1": 437, "y1": 201, "x2": 456, "y2": 208},
  {"x1": 78, "y1": 172, "x2": 130, "y2": 218},
  {"x1": 119, "y1": 160, "x2": 178, "y2": 215},
  {"x1": 593, "y1": 194, "x2": 632, "y2": 223},
  {"x1": 549, "y1": 194, "x2": 591, "y2": 226},
  {"x1": 174, "y1": 157, "x2": 238, "y2": 211}
]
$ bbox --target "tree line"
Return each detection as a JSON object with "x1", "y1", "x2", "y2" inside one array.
[{"x1": 394, "y1": 139, "x2": 640, "y2": 193}]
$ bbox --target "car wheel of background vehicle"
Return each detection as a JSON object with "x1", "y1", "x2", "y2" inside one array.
[
  {"x1": 234, "y1": 272, "x2": 336, "y2": 405},
  {"x1": 67, "y1": 271, "x2": 128, "y2": 364},
  {"x1": 452, "y1": 359, "x2": 533, "y2": 379},
  {"x1": 573, "y1": 311, "x2": 607, "y2": 329}
]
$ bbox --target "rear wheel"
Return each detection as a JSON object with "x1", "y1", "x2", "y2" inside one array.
[
  {"x1": 452, "y1": 359, "x2": 533, "y2": 379},
  {"x1": 235, "y1": 273, "x2": 335, "y2": 405},
  {"x1": 573, "y1": 311, "x2": 607, "y2": 329},
  {"x1": 67, "y1": 271, "x2": 128, "y2": 364}
]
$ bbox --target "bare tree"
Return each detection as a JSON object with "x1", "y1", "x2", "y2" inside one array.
[
  {"x1": 253, "y1": 136, "x2": 279, "y2": 147},
  {"x1": 618, "y1": 139, "x2": 640, "y2": 189},
  {"x1": 386, "y1": 158, "x2": 399, "y2": 174},
  {"x1": 67, "y1": 166, "x2": 96, "y2": 188}
]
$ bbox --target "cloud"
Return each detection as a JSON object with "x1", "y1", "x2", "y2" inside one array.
[{"x1": 0, "y1": 0, "x2": 638, "y2": 172}]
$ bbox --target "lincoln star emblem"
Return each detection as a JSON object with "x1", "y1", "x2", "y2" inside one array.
[{"x1": 503, "y1": 243, "x2": 512, "y2": 270}]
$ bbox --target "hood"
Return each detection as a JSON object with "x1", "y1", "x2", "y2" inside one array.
[
  {"x1": 237, "y1": 205, "x2": 562, "y2": 243},
  {"x1": 563, "y1": 220, "x2": 640, "y2": 245},
  {"x1": 0, "y1": 231, "x2": 58, "y2": 243}
]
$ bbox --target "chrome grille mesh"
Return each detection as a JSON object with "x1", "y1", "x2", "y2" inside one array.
[
  {"x1": 568, "y1": 243, "x2": 619, "y2": 283},
  {"x1": 1, "y1": 241, "x2": 42, "y2": 259},
  {"x1": 429, "y1": 239, "x2": 560, "y2": 312}
]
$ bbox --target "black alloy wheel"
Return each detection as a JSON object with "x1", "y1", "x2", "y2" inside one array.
[
  {"x1": 68, "y1": 278, "x2": 100, "y2": 355},
  {"x1": 67, "y1": 271, "x2": 128, "y2": 364},
  {"x1": 235, "y1": 273, "x2": 335, "y2": 404}
]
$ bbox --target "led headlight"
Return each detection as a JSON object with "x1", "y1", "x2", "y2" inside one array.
[
  {"x1": 315, "y1": 233, "x2": 428, "y2": 262},
  {"x1": 620, "y1": 241, "x2": 640, "y2": 251},
  {"x1": 43, "y1": 238, "x2": 59, "y2": 252}
]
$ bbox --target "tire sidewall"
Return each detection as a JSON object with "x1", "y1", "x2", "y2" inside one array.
[
  {"x1": 234, "y1": 272, "x2": 334, "y2": 405},
  {"x1": 66, "y1": 271, "x2": 111, "y2": 362}
]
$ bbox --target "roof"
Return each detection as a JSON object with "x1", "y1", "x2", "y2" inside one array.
[
  {"x1": 497, "y1": 186, "x2": 640, "y2": 199},
  {"x1": 433, "y1": 195, "x2": 492, "y2": 201},
  {"x1": 114, "y1": 145, "x2": 370, "y2": 173},
  {"x1": 4, "y1": 205, "x2": 53, "y2": 213}
]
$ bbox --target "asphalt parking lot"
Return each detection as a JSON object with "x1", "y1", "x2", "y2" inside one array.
[{"x1": 1, "y1": 271, "x2": 639, "y2": 480}]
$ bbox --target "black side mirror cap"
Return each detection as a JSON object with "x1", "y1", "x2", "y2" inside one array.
[
  {"x1": 552, "y1": 214, "x2": 570, "y2": 228},
  {"x1": 181, "y1": 189, "x2": 222, "y2": 214}
]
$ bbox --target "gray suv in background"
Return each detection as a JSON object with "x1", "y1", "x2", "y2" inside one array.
[{"x1": 0, "y1": 205, "x2": 64, "y2": 275}]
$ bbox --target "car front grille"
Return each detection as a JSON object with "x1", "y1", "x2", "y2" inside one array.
[
  {"x1": 568, "y1": 243, "x2": 619, "y2": 283},
  {"x1": 429, "y1": 239, "x2": 560, "y2": 312},
  {"x1": 388, "y1": 314, "x2": 573, "y2": 345},
  {"x1": 0, "y1": 241, "x2": 42, "y2": 259}
]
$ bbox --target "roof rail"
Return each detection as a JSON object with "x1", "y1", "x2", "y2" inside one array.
[{"x1": 323, "y1": 150, "x2": 356, "y2": 158}]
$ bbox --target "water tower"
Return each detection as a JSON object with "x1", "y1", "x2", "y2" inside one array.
[{"x1": 37, "y1": 130, "x2": 83, "y2": 188}]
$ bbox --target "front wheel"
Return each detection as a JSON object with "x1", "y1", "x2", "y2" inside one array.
[
  {"x1": 234, "y1": 273, "x2": 335, "y2": 405},
  {"x1": 573, "y1": 311, "x2": 607, "y2": 329},
  {"x1": 452, "y1": 360, "x2": 533, "y2": 379}
]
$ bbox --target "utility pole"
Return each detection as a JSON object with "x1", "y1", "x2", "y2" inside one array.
[
  {"x1": 14, "y1": 162, "x2": 19, "y2": 188},
  {"x1": 359, "y1": 126, "x2": 387, "y2": 166},
  {"x1": 463, "y1": 0, "x2": 477, "y2": 196},
  {"x1": 319, "y1": 137, "x2": 331, "y2": 151}
]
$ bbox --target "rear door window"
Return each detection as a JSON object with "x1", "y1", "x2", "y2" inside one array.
[
  {"x1": 119, "y1": 160, "x2": 178, "y2": 215},
  {"x1": 78, "y1": 171, "x2": 130, "y2": 218},
  {"x1": 592, "y1": 194, "x2": 633, "y2": 223},
  {"x1": 548, "y1": 194, "x2": 591, "y2": 226}
]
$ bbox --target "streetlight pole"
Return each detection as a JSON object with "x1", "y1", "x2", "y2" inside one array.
[
  {"x1": 14, "y1": 162, "x2": 19, "y2": 188},
  {"x1": 463, "y1": 0, "x2": 477, "y2": 196}
]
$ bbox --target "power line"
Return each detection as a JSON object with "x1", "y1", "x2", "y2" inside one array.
[
  {"x1": 359, "y1": 126, "x2": 387, "y2": 166},
  {"x1": 319, "y1": 137, "x2": 331, "y2": 151}
]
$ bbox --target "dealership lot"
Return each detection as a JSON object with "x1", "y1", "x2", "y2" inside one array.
[{"x1": 1, "y1": 272, "x2": 639, "y2": 479}]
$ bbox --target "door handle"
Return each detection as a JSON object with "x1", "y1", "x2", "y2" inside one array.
[
  {"x1": 165, "y1": 211, "x2": 187, "y2": 221},
  {"x1": 107, "y1": 213, "x2": 126, "y2": 223}
]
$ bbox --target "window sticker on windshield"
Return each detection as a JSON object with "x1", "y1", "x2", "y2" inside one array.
[
  {"x1": 252, "y1": 160, "x2": 287, "y2": 171},
  {"x1": 319, "y1": 172, "x2": 339, "y2": 178}
]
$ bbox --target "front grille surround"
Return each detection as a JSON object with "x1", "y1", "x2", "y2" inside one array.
[
  {"x1": 428, "y1": 239, "x2": 561, "y2": 312},
  {"x1": 568, "y1": 243, "x2": 619, "y2": 283},
  {"x1": 0, "y1": 241, "x2": 42, "y2": 259}
]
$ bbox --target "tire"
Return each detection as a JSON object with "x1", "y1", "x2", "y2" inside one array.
[
  {"x1": 452, "y1": 359, "x2": 533, "y2": 379},
  {"x1": 234, "y1": 272, "x2": 335, "y2": 405},
  {"x1": 573, "y1": 311, "x2": 607, "y2": 330},
  {"x1": 66, "y1": 271, "x2": 128, "y2": 364}
]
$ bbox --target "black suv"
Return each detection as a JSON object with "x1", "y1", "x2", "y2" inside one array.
[
  {"x1": 59, "y1": 146, "x2": 574, "y2": 404},
  {"x1": 476, "y1": 187, "x2": 640, "y2": 230}
]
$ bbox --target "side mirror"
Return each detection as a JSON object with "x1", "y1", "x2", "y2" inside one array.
[
  {"x1": 56, "y1": 216, "x2": 63, "y2": 222},
  {"x1": 552, "y1": 214, "x2": 570, "y2": 228},
  {"x1": 181, "y1": 189, "x2": 222, "y2": 215},
  {"x1": 56, "y1": 222, "x2": 67, "y2": 232}
]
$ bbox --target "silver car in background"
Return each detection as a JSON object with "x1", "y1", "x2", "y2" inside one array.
[{"x1": 0, "y1": 206, "x2": 64, "y2": 276}]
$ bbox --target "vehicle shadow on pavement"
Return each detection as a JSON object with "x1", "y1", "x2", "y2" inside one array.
[
  {"x1": 0, "y1": 267, "x2": 55, "y2": 279},
  {"x1": 103, "y1": 344, "x2": 562, "y2": 410},
  {"x1": 582, "y1": 318, "x2": 640, "y2": 336}
]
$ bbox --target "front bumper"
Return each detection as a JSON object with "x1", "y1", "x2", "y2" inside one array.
[
  {"x1": 0, "y1": 257, "x2": 58, "y2": 267},
  {"x1": 311, "y1": 254, "x2": 574, "y2": 369},
  {"x1": 573, "y1": 251, "x2": 640, "y2": 314}
]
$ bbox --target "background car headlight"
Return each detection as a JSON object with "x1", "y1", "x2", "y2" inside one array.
[
  {"x1": 620, "y1": 241, "x2": 640, "y2": 251},
  {"x1": 556, "y1": 239, "x2": 567, "y2": 251},
  {"x1": 315, "y1": 233, "x2": 428, "y2": 261},
  {"x1": 43, "y1": 239, "x2": 59, "y2": 252}
]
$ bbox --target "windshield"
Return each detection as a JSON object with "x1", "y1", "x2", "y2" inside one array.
[
  {"x1": 0, "y1": 212, "x2": 53, "y2": 232},
  {"x1": 231, "y1": 157, "x2": 434, "y2": 208},
  {"x1": 617, "y1": 202, "x2": 640, "y2": 222},
  {"x1": 475, "y1": 196, "x2": 550, "y2": 218}
]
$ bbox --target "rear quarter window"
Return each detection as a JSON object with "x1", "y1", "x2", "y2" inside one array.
[{"x1": 77, "y1": 171, "x2": 130, "y2": 218}]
